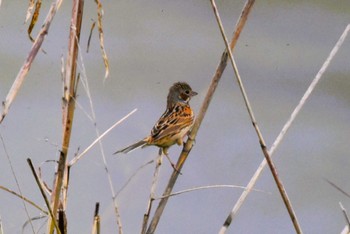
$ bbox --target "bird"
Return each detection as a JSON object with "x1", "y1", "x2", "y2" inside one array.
[{"x1": 114, "y1": 82, "x2": 197, "y2": 161}]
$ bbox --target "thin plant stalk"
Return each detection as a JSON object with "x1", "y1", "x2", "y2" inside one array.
[
  {"x1": 27, "y1": 159, "x2": 61, "y2": 234},
  {"x1": 47, "y1": 0, "x2": 84, "y2": 233},
  {"x1": 72, "y1": 40, "x2": 124, "y2": 233},
  {"x1": 116, "y1": 159, "x2": 154, "y2": 197},
  {"x1": 0, "y1": 132, "x2": 35, "y2": 232},
  {"x1": 141, "y1": 150, "x2": 163, "y2": 234},
  {"x1": 68, "y1": 109, "x2": 137, "y2": 166},
  {"x1": 0, "y1": 185, "x2": 47, "y2": 214},
  {"x1": 145, "y1": 1, "x2": 255, "y2": 233},
  {"x1": 219, "y1": 24, "x2": 350, "y2": 233},
  {"x1": 210, "y1": 0, "x2": 302, "y2": 233},
  {"x1": 155, "y1": 184, "x2": 265, "y2": 200}
]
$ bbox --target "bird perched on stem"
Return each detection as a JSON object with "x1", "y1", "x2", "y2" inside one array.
[{"x1": 114, "y1": 82, "x2": 197, "y2": 170}]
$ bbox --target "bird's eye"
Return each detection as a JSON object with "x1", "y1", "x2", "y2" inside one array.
[{"x1": 185, "y1": 90, "x2": 190, "y2": 94}]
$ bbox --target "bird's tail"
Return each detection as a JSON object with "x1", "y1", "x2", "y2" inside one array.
[{"x1": 113, "y1": 139, "x2": 148, "y2": 155}]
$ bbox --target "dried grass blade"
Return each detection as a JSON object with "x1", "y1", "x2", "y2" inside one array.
[
  {"x1": 0, "y1": 0, "x2": 62, "y2": 124},
  {"x1": 87, "y1": 21, "x2": 96, "y2": 53},
  {"x1": 28, "y1": 0, "x2": 42, "y2": 42},
  {"x1": 25, "y1": 0, "x2": 36, "y2": 23},
  {"x1": 95, "y1": 0, "x2": 109, "y2": 79}
]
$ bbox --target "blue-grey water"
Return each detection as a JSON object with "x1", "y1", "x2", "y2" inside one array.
[{"x1": 1, "y1": 1, "x2": 350, "y2": 233}]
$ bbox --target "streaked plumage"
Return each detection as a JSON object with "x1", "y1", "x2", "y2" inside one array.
[{"x1": 114, "y1": 82, "x2": 197, "y2": 155}]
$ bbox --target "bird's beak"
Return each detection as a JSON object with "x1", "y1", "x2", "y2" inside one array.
[{"x1": 191, "y1": 91, "x2": 198, "y2": 96}]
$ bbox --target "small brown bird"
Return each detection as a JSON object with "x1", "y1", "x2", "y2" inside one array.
[{"x1": 114, "y1": 82, "x2": 197, "y2": 158}]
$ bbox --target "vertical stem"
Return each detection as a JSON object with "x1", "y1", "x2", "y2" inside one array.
[
  {"x1": 210, "y1": 0, "x2": 302, "y2": 233},
  {"x1": 145, "y1": 1, "x2": 254, "y2": 232},
  {"x1": 47, "y1": 0, "x2": 84, "y2": 233}
]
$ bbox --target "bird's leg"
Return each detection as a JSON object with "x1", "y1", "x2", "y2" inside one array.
[
  {"x1": 162, "y1": 148, "x2": 182, "y2": 175},
  {"x1": 157, "y1": 148, "x2": 163, "y2": 165}
]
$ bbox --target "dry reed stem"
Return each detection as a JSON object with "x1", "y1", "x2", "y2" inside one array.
[
  {"x1": 211, "y1": 0, "x2": 302, "y2": 233},
  {"x1": 91, "y1": 203, "x2": 101, "y2": 234},
  {"x1": 27, "y1": 159, "x2": 61, "y2": 234},
  {"x1": 58, "y1": 206, "x2": 67, "y2": 233},
  {"x1": 221, "y1": 24, "x2": 350, "y2": 234},
  {"x1": 145, "y1": 1, "x2": 254, "y2": 233},
  {"x1": 0, "y1": 0, "x2": 62, "y2": 124},
  {"x1": 47, "y1": 0, "x2": 84, "y2": 233},
  {"x1": 142, "y1": 151, "x2": 163, "y2": 234}
]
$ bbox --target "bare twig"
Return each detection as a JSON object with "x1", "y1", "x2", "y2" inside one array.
[
  {"x1": 0, "y1": 0, "x2": 63, "y2": 124},
  {"x1": 222, "y1": 24, "x2": 350, "y2": 233},
  {"x1": 142, "y1": 150, "x2": 163, "y2": 234},
  {"x1": 145, "y1": 1, "x2": 253, "y2": 233},
  {"x1": 27, "y1": 158, "x2": 61, "y2": 234}
]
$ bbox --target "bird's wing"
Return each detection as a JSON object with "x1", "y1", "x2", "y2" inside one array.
[{"x1": 150, "y1": 104, "x2": 194, "y2": 142}]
